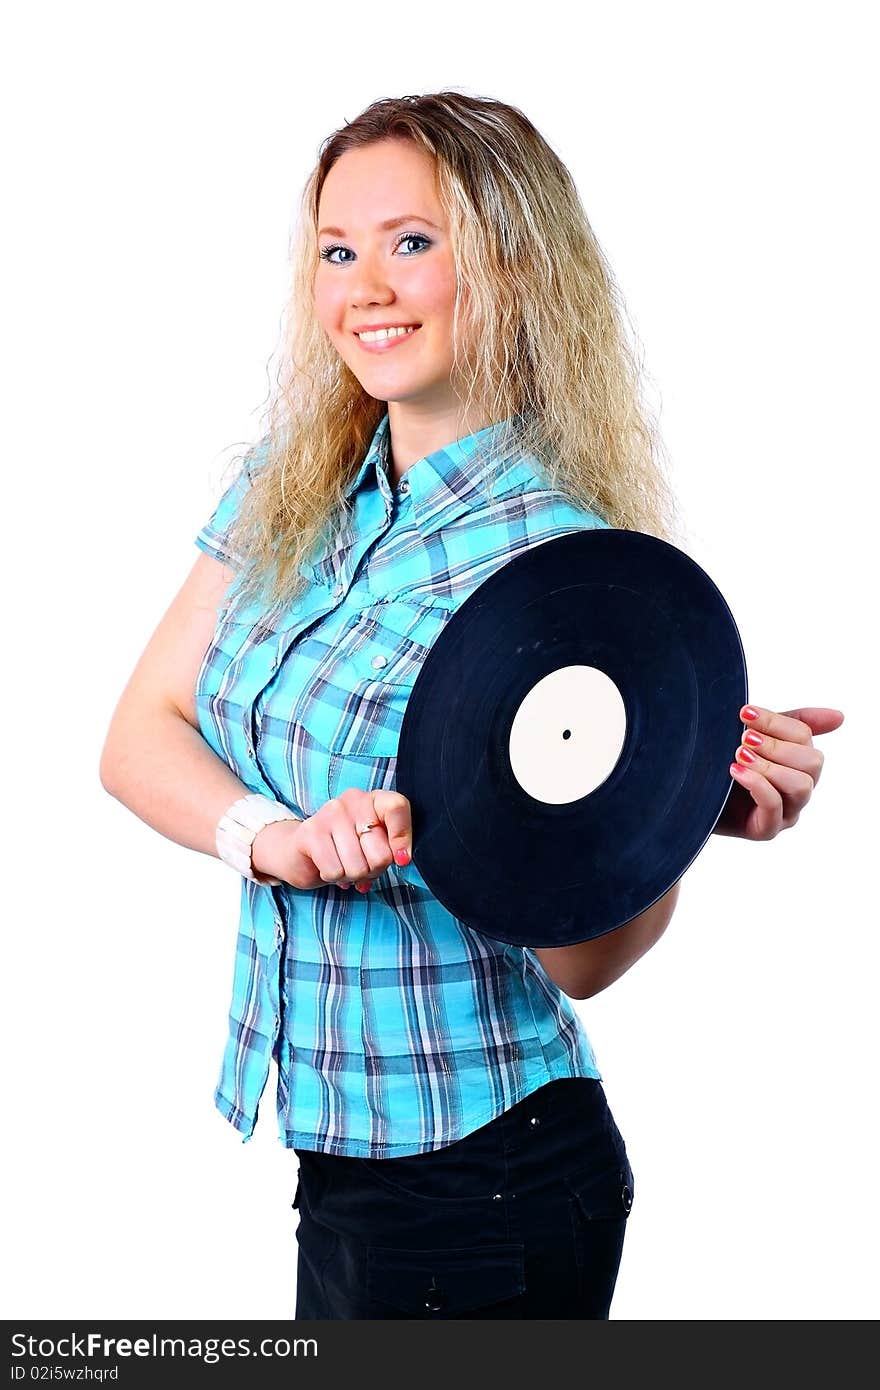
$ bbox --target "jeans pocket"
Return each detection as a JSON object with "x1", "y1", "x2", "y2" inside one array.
[
  {"x1": 564, "y1": 1154, "x2": 634, "y2": 1318},
  {"x1": 366, "y1": 1242, "x2": 526, "y2": 1319}
]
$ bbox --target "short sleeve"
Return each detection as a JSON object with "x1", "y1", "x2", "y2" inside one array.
[{"x1": 194, "y1": 440, "x2": 269, "y2": 567}]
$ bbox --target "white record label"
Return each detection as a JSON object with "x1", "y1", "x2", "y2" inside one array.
[{"x1": 508, "y1": 664, "x2": 627, "y2": 804}]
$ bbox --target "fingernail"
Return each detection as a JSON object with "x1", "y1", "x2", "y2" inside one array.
[
  {"x1": 737, "y1": 747, "x2": 757, "y2": 763},
  {"x1": 355, "y1": 883, "x2": 370, "y2": 893},
  {"x1": 730, "y1": 762, "x2": 744, "y2": 776},
  {"x1": 744, "y1": 730, "x2": 763, "y2": 747},
  {"x1": 339, "y1": 880, "x2": 352, "y2": 889},
  {"x1": 394, "y1": 848, "x2": 411, "y2": 866},
  {"x1": 741, "y1": 706, "x2": 759, "y2": 721}
]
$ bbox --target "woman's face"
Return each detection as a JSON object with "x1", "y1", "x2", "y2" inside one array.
[{"x1": 314, "y1": 139, "x2": 461, "y2": 416}]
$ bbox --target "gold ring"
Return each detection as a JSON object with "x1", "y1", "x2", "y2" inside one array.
[{"x1": 356, "y1": 821, "x2": 379, "y2": 837}]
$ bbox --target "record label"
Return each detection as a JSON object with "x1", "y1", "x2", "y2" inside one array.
[
  {"x1": 508, "y1": 664, "x2": 627, "y2": 803},
  {"x1": 396, "y1": 528, "x2": 748, "y2": 948}
]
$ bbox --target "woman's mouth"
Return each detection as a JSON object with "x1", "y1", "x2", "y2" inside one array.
[{"x1": 353, "y1": 325, "x2": 420, "y2": 352}]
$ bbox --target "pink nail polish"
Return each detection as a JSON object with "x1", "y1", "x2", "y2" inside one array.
[
  {"x1": 744, "y1": 731, "x2": 763, "y2": 747},
  {"x1": 730, "y1": 762, "x2": 743, "y2": 776},
  {"x1": 738, "y1": 747, "x2": 757, "y2": 764},
  {"x1": 394, "y1": 848, "x2": 411, "y2": 866},
  {"x1": 741, "y1": 705, "x2": 759, "y2": 721}
]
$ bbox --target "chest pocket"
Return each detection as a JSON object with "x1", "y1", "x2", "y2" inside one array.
[
  {"x1": 195, "y1": 569, "x2": 327, "y2": 698},
  {"x1": 195, "y1": 613, "x2": 258, "y2": 712},
  {"x1": 321, "y1": 598, "x2": 450, "y2": 801}
]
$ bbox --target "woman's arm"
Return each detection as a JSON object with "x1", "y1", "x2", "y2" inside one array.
[
  {"x1": 533, "y1": 880, "x2": 681, "y2": 999},
  {"x1": 99, "y1": 551, "x2": 251, "y2": 858}
]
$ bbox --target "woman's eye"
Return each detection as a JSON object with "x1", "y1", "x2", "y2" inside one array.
[
  {"x1": 318, "y1": 233, "x2": 431, "y2": 265},
  {"x1": 395, "y1": 233, "x2": 431, "y2": 255},
  {"x1": 319, "y1": 245, "x2": 354, "y2": 265}
]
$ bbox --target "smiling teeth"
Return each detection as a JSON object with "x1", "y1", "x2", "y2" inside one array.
[{"x1": 357, "y1": 326, "x2": 416, "y2": 342}]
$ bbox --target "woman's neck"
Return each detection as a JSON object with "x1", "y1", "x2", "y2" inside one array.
[{"x1": 386, "y1": 400, "x2": 493, "y2": 487}]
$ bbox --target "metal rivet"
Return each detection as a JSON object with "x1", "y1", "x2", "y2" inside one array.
[
  {"x1": 492, "y1": 1192, "x2": 504, "y2": 1201},
  {"x1": 529, "y1": 1116, "x2": 540, "y2": 1127},
  {"x1": 424, "y1": 1282, "x2": 446, "y2": 1312},
  {"x1": 621, "y1": 1184, "x2": 633, "y2": 1213}
]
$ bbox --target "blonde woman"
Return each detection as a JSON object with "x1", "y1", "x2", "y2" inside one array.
[{"x1": 99, "y1": 91, "x2": 843, "y2": 1320}]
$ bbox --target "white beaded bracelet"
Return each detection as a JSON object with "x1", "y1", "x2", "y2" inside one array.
[{"x1": 216, "y1": 793, "x2": 301, "y2": 886}]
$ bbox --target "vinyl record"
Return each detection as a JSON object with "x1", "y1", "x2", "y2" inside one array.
[{"x1": 396, "y1": 528, "x2": 748, "y2": 948}]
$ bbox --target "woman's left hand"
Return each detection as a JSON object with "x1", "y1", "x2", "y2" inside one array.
[{"x1": 713, "y1": 704, "x2": 845, "y2": 841}]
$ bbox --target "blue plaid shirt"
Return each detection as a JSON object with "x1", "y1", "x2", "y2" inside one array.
[{"x1": 195, "y1": 412, "x2": 609, "y2": 1156}]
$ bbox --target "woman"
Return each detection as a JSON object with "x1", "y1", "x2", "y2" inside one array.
[{"x1": 99, "y1": 91, "x2": 842, "y2": 1319}]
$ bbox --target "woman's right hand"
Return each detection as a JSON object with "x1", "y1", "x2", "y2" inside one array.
[{"x1": 251, "y1": 788, "x2": 413, "y2": 892}]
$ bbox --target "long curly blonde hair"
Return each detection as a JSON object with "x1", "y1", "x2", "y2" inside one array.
[{"x1": 220, "y1": 89, "x2": 681, "y2": 611}]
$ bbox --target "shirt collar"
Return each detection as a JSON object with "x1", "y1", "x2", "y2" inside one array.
[
  {"x1": 343, "y1": 414, "x2": 391, "y2": 502},
  {"x1": 344, "y1": 411, "x2": 542, "y2": 531}
]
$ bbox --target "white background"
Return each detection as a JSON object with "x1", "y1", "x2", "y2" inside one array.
[{"x1": 3, "y1": 0, "x2": 876, "y2": 1321}]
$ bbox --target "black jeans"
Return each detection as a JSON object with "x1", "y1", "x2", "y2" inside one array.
[{"x1": 292, "y1": 1077, "x2": 634, "y2": 1319}]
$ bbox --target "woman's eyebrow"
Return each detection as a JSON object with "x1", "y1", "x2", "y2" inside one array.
[{"x1": 317, "y1": 214, "x2": 441, "y2": 237}]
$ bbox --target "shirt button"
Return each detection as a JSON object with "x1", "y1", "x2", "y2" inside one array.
[
  {"x1": 399, "y1": 480, "x2": 410, "y2": 495},
  {"x1": 371, "y1": 654, "x2": 388, "y2": 670}
]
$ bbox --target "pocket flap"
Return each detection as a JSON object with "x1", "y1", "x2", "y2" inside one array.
[
  {"x1": 367, "y1": 1242, "x2": 525, "y2": 1317},
  {"x1": 340, "y1": 600, "x2": 448, "y2": 688},
  {"x1": 566, "y1": 1159, "x2": 634, "y2": 1220}
]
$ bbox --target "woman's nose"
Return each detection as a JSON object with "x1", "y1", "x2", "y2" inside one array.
[
  {"x1": 352, "y1": 284, "x2": 395, "y2": 309},
  {"x1": 349, "y1": 258, "x2": 395, "y2": 308}
]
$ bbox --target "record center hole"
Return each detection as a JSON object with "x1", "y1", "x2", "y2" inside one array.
[{"x1": 562, "y1": 729, "x2": 572, "y2": 740}]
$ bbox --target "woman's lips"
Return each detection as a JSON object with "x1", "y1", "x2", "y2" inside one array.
[{"x1": 353, "y1": 326, "x2": 421, "y2": 353}]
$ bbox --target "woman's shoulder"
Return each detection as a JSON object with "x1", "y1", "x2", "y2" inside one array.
[
  {"x1": 504, "y1": 467, "x2": 611, "y2": 535},
  {"x1": 487, "y1": 446, "x2": 610, "y2": 534}
]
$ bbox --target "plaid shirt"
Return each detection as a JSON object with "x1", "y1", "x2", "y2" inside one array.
[{"x1": 195, "y1": 413, "x2": 609, "y2": 1156}]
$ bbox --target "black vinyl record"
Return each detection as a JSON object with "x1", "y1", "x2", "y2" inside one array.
[{"x1": 396, "y1": 529, "x2": 748, "y2": 948}]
